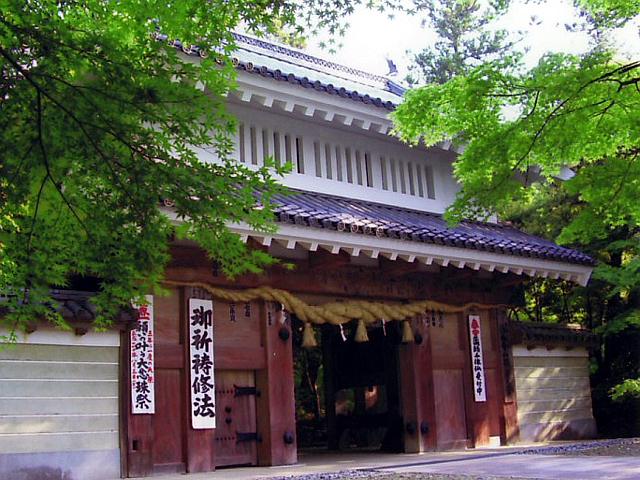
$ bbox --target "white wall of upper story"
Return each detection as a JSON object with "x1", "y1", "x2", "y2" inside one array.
[{"x1": 195, "y1": 70, "x2": 461, "y2": 214}]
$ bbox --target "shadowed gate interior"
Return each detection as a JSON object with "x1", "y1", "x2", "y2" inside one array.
[{"x1": 293, "y1": 316, "x2": 404, "y2": 452}]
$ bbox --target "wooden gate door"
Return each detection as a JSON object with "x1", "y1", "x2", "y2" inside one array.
[
  {"x1": 153, "y1": 358, "x2": 186, "y2": 474},
  {"x1": 433, "y1": 369, "x2": 469, "y2": 449},
  {"x1": 214, "y1": 370, "x2": 259, "y2": 467}
]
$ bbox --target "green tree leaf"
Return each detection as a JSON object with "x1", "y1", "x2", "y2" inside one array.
[{"x1": 0, "y1": 0, "x2": 389, "y2": 332}]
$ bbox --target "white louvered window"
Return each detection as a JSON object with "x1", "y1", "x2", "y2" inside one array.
[
  {"x1": 237, "y1": 122, "x2": 305, "y2": 173},
  {"x1": 232, "y1": 116, "x2": 440, "y2": 206}
]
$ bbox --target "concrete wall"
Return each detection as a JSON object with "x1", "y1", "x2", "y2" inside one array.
[
  {"x1": 513, "y1": 345, "x2": 597, "y2": 442},
  {"x1": 0, "y1": 328, "x2": 121, "y2": 480}
]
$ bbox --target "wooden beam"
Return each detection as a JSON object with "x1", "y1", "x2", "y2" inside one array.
[
  {"x1": 379, "y1": 257, "x2": 421, "y2": 277},
  {"x1": 308, "y1": 247, "x2": 351, "y2": 271}
]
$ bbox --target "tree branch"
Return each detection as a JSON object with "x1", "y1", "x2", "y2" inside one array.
[{"x1": 0, "y1": 45, "x2": 145, "y2": 212}]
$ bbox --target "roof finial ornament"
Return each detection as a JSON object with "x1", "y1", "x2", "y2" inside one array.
[{"x1": 386, "y1": 57, "x2": 398, "y2": 76}]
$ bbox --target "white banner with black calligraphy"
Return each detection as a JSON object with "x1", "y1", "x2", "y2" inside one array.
[
  {"x1": 131, "y1": 296, "x2": 155, "y2": 413},
  {"x1": 468, "y1": 314, "x2": 487, "y2": 402},
  {"x1": 189, "y1": 298, "x2": 216, "y2": 429}
]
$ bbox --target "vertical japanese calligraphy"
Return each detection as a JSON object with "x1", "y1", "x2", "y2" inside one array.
[
  {"x1": 189, "y1": 298, "x2": 216, "y2": 429},
  {"x1": 468, "y1": 315, "x2": 487, "y2": 402},
  {"x1": 131, "y1": 295, "x2": 155, "y2": 413}
]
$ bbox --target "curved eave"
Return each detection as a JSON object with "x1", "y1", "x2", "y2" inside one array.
[
  {"x1": 229, "y1": 71, "x2": 462, "y2": 154},
  {"x1": 232, "y1": 222, "x2": 594, "y2": 286},
  {"x1": 175, "y1": 37, "x2": 461, "y2": 153},
  {"x1": 230, "y1": 68, "x2": 396, "y2": 134}
]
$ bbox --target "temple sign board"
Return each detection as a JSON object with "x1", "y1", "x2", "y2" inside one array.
[
  {"x1": 131, "y1": 295, "x2": 155, "y2": 413},
  {"x1": 468, "y1": 314, "x2": 487, "y2": 402},
  {"x1": 189, "y1": 298, "x2": 216, "y2": 429}
]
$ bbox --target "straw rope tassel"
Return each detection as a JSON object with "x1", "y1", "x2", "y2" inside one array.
[
  {"x1": 302, "y1": 322, "x2": 317, "y2": 348},
  {"x1": 401, "y1": 320, "x2": 414, "y2": 344},
  {"x1": 354, "y1": 319, "x2": 369, "y2": 343}
]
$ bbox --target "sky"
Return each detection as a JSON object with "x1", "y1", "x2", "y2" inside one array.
[{"x1": 305, "y1": 0, "x2": 640, "y2": 79}]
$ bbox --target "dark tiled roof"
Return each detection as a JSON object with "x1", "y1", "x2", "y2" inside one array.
[
  {"x1": 155, "y1": 32, "x2": 404, "y2": 110},
  {"x1": 509, "y1": 321, "x2": 599, "y2": 348},
  {"x1": 230, "y1": 33, "x2": 406, "y2": 108},
  {"x1": 232, "y1": 57, "x2": 398, "y2": 110},
  {"x1": 0, "y1": 289, "x2": 138, "y2": 325},
  {"x1": 271, "y1": 190, "x2": 595, "y2": 266},
  {"x1": 54, "y1": 290, "x2": 139, "y2": 324}
]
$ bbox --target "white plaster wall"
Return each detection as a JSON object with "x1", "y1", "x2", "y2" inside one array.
[
  {"x1": 208, "y1": 100, "x2": 460, "y2": 214},
  {"x1": 0, "y1": 328, "x2": 121, "y2": 480},
  {"x1": 513, "y1": 345, "x2": 597, "y2": 442}
]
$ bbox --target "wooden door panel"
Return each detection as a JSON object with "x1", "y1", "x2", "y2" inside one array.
[
  {"x1": 485, "y1": 369, "x2": 502, "y2": 437},
  {"x1": 434, "y1": 369, "x2": 468, "y2": 448},
  {"x1": 153, "y1": 368, "x2": 186, "y2": 474},
  {"x1": 215, "y1": 370, "x2": 258, "y2": 467}
]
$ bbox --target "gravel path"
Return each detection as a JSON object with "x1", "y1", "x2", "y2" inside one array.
[
  {"x1": 518, "y1": 437, "x2": 640, "y2": 456},
  {"x1": 262, "y1": 438, "x2": 640, "y2": 480},
  {"x1": 262, "y1": 473, "x2": 528, "y2": 480}
]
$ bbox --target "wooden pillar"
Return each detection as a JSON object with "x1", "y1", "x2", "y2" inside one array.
[
  {"x1": 322, "y1": 325, "x2": 339, "y2": 450},
  {"x1": 255, "y1": 301, "x2": 297, "y2": 466},
  {"x1": 184, "y1": 288, "x2": 216, "y2": 472},
  {"x1": 461, "y1": 311, "x2": 491, "y2": 447},
  {"x1": 460, "y1": 311, "x2": 482, "y2": 447},
  {"x1": 121, "y1": 330, "x2": 154, "y2": 477},
  {"x1": 398, "y1": 318, "x2": 437, "y2": 452},
  {"x1": 495, "y1": 308, "x2": 520, "y2": 444},
  {"x1": 382, "y1": 325, "x2": 403, "y2": 453}
]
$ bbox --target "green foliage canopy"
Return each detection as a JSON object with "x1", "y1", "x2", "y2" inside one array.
[
  {"x1": 0, "y1": 0, "x2": 392, "y2": 334},
  {"x1": 407, "y1": 0, "x2": 512, "y2": 84},
  {"x1": 392, "y1": 0, "x2": 640, "y2": 399},
  {"x1": 394, "y1": 51, "x2": 639, "y2": 233}
]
